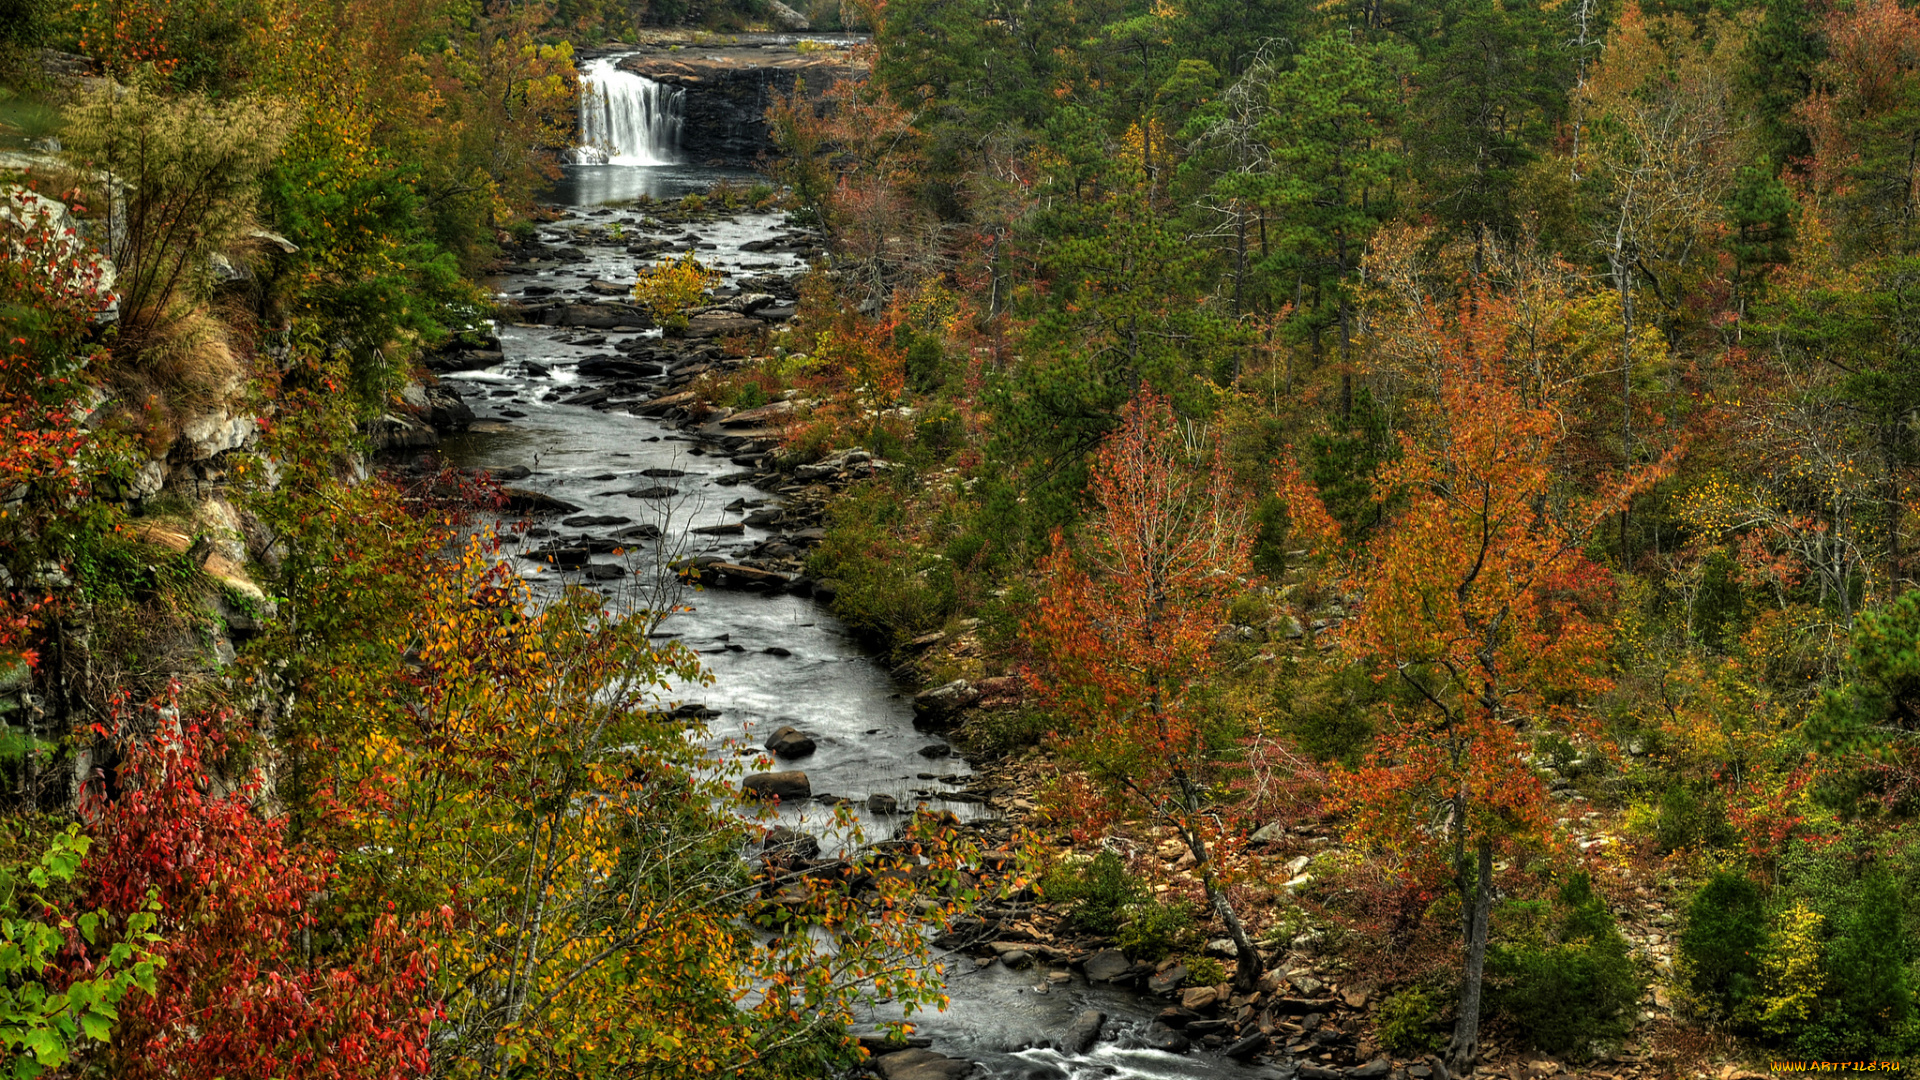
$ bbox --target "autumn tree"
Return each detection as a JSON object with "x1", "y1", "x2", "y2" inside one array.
[
  {"x1": 1025, "y1": 387, "x2": 1265, "y2": 992},
  {"x1": 80, "y1": 689, "x2": 440, "y2": 1080},
  {"x1": 1287, "y1": 288, "x2": 1667, "y2": 1072}
]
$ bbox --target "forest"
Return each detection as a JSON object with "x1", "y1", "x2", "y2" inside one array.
[{"x1": 0, "y1": 0, "x2": 1917, "y2": 1074}]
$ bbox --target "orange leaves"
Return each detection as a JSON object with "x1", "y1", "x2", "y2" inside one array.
[{"x1": 1025, "y1": 387, "x2": 1250, "y2": 781}]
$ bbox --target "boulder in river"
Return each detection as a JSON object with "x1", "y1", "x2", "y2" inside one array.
[
  {"x1": 866, "y1": 793, "x2": 899, "y2": 815},
  {"x1": 500, "y1": 487, "x2": 582, "y2": 516},
  {"x1": 763, "y1": 725, "x2": 815, "y2": 760},
  {"x1": 1061, "y1": 1009, "x2": 1105, "y2": 1054},
  {"x1": 742, "y1": 770, "x2": 810, "y2": 802},
  {"x1": 1140, "y1": 1021, "x2": 1190, "y2": 1054},
  {"x1": 871, "y1": 1048, "x2": 973, "y2": 1080}
]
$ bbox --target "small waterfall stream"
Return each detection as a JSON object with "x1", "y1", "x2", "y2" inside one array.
[{"x1": 576, "y1": 55, "x2": 684, "y2": 166}]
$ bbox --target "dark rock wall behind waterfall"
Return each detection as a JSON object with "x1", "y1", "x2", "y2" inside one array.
[{"x1": 616, "y1": 49, "x2": 860, "y2": 167}]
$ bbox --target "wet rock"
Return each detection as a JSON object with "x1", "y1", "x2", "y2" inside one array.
[
  {"x1": 916, "y1": 744, "x2": 952, "y2": 759},
  {"x1": 617, "y1": 523, "x2": 663, "y2": 540},
  {"x1": 583, "y1": 563, "x2": 624, "y2": 580},
  {"x1": 685, "y1": 561, "x2": 791, "y2": 589},
  {"x1": 764, "y1": 725, "x2": 815, "y2": 760},
  {"x1": 691, "y1": 522, "x2": 746, "y2": 535},
  {"x1": 562, "y1": 514, "x2": 632, "y2": 528},
  {"x1": 1351, "y1": 1059, "x2": 1392, "y2": 1079},
  {"x1": 761, "y1": 826, "x2": 820, "y2": 859},
  {"x1": 560, "y1": 387, "x2": 615, "y2": 407},
  {"x1": 680, "y1": 311, "x2": 763, "y2": 338},
  {"x1": 1141, "y1": 1022, "x2": 1190, "y2": 1054},
  {"x1": 742, "y1": 771, "x2": 810, "y2": 802},
  {"x1": 520, "y1": 547, "x2": 590, "y2": 568},
  {"x1": 871, "y1": 1048, "x2": 974, "y2": 1080},
  {"x1": 622, "y1": 485, "x2": 679, "y2": 499},
  {"x1": 543, "y1": 302, "x2": 652, "y2": 329},
  {"x1": 500, "y1": 487, "x2": 582, "y2": 516},
  {"x1": 1061, "y1": 1008, "x2": 1104, "y2": 1054},
  {"x1": 1148, "y1": 964, "x2": 1189, "y2": 996},
  {"x1": 575, "y1": 357, "x2": 658, "y2": 378},
  {"x1": 866, "y1": 793, "x2": 899, "y2": 815},
  {"x1": 762, "y1": 646, "x2": 792, "y2": 657},
  {"x1": 1082, "y1": 949, "x2": 1131, "y2": 984}
]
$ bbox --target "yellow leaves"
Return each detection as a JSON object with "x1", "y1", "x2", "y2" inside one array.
[{"x1": 1756, "y1": 900, "x2": 1825, "y2": 1036}]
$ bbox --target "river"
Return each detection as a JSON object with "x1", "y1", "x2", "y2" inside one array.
[{"x1": 428, "y1": 51, "x2": 1290, "y2": 1080}]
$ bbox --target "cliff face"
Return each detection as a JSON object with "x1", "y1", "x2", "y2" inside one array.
[{"x1": 616, "y1": 47, "x2": 861, "y2": 167}]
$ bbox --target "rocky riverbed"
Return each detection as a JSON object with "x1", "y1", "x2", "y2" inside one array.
[{"x1": 380, "y1": 175, "x2": 1459, "y2": 1080}]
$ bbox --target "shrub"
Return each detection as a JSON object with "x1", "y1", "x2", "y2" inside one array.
[
  {"x1": 632, "y1": 253, "x2": 721, "y2": 333},
  {"x1": 1184, "y1": 955, "x2": 1227, "y2": 987},
  {"x1": 1116, "y1": 900, "x2": 1195, "y2": 962},
  {"x1": 1039, "y1": 851, "x2": 1144, "y2": 936},
  {"x1": 62, "y1": 74, "x2": 296, "y2": 355},
  {"x1": 1487, "y1": 873, "x2": 1641, "y2": 1058},
  {"x1": 1678, "y1": 870, "x2": 1767, "y2": 1017},
  {"x1": 1376, "y1": 986, "x2": 1444, "y2": 1056},
  {"x1": 1818, "y1": 868, "x2": 1915, "y2": 1052}
]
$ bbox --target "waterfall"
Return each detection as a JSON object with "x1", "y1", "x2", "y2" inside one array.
[{"x1": 575, "y1": 56, "x2": 684, "y2": 166}]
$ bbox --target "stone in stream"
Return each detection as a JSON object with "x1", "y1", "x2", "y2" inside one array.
[
  {"x1": 760, "y1": 826, "x2": 819, "y2": 859},
  {"x1": 491, "y1": 465, "x2": 532, "y2": 481},
  {"x1": 500, "y1": 487, "x2": 581, "y2": 515},
  {"x1": 866, "y1": 793, "x2": 899, "y2": 815},
  {"x1": 616, "y1": 524, "x2": 663, "y2": 540},
  {"x1": 561, "y1": 515, "x2": 631, "y2": 528},
  {"x1": 575, "y1": 357, "x2": 657, "y2": 378},
  {"x1": 915, "y1": 744, "x2": 952, "y2": 759},
  {"x1": 763, "y1": 725, "x2": 815, "y2": 760},
  {"x1": 560, "y1": 388, "x2": 614, "y2": 407},
  {"x1": 520, "y1": 548, "x2": 589, "y2": 569},
  {"x1": 691, "y1": 522, "x2": 745, "y2": 535},
  {"x1": 870, "y1": 1048, "x2": 974, "y2": 1080},
  {"x1": 1082, "y1": 949, "x2": 1130, "y2": 983},
  {"x1": 582, "y1": 564, "x2": 624, "y2": 581},
  {"x1": 1061, "y1": 1009, "x2": 1105, "y2": 1054},
  {"x1": 1141, "y1": 1021, "x2": 1191, "y2": 1054},
  {"x1": 742, "y1": 770, "x2": 809, "y2": 802},
  {"x1": 622, "y1": 485, "x2": 678, "y2": 499},
  {"x1": 640, "y1": 467, "x2": 688, "y2": 477},
  {"x1": 762, "y1": 646, "x2": 792, "y2": 657}
]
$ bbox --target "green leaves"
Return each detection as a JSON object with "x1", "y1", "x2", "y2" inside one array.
[
  {"x1": 0, "y1": 827, "x2": 164, "y2": 1079},
  {"x1": 1810, "y1": 591, "x2": 1920, "y2": 757}
]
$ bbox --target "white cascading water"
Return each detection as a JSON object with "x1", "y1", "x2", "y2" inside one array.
[{"x1": 575, "y1": 55, "x2": 684, "y2": 166}]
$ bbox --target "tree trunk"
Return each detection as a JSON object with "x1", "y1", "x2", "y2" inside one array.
[
  {"x1": 1175, "y1": 770, "x2": 1264, "y2": 992},
  {"x1": 1447, "y1": 837, "x2": 1494, "y2": 1076}
]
